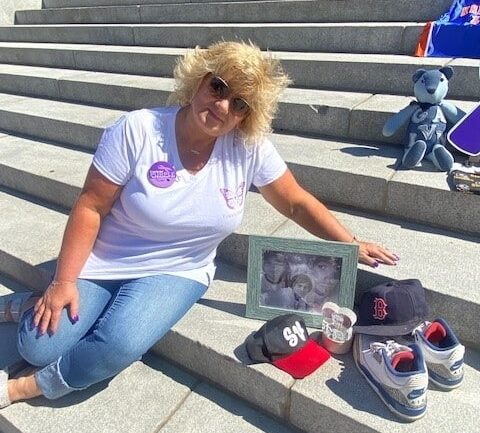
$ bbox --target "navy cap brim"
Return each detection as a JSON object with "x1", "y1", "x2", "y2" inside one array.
[
  {"x1": 245, "y1": 331, "x2": 270, "y2": 363},
  {"x1": 353, "y1": 319, "x2": 423, "y2": 336}
]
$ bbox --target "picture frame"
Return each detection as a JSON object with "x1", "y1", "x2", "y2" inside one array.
[{"x1": 246, "y1": 235, "x2": 359, "y2": 328}]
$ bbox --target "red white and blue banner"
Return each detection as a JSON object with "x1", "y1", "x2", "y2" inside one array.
[{"x1": 415, "y1": 0, "x2": 480, "y2": 58}]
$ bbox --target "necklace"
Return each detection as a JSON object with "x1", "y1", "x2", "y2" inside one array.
[{"x1": 189, "y1": 149, "x2": 200, "y2": 155}]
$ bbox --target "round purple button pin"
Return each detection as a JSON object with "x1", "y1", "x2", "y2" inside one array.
[{"x1": 147, "y1": 161, "x2": 176, "y2": 188}]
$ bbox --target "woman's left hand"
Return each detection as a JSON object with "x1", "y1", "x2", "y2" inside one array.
[{"x1": 355, "y1": 239, "x2": 399, "y2": 268}]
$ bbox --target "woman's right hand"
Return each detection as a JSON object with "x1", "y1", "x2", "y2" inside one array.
[{"x1": 33, "y1": 280, "x2": 79, "y2": 335}]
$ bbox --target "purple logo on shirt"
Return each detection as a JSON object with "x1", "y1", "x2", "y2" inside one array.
[
  {"x1": 220, "y1": 182, "x2": 245, "y2": 209},
  {"x1": 147, "y1": 161, "x2": 176, "y2": 188}
]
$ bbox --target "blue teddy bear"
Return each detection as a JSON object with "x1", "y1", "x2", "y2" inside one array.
[{"x1": 383, "y1": 67, "x2": 465, "y2": 172}]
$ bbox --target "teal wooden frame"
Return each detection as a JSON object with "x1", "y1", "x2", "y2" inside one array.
[{"x1": 246, "y1": 235, "x2": 359, "y2": 329}]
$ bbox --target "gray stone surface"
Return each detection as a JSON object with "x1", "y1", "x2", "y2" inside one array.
[
  {"x1": 0, "y1": 23, "x2": 422, "y2": 54},
  {"x1": 0, "y1": 92, "x2": 123, "y2": 149},
  {"x1": 43, "y1": 0, "x2": 267, "y2": 6},
  {"x1": 0, "y1": 355, "x2": 200, "y2": 433},
  {"x1": 160, "y1": 382, "x2": 297, "y2": 433},
  {"x1": 0, "y1": 24, "x2": 136, "y2": 46},
  {"x1": 155, "y1": 261, "x2": 480, "y2": 432},
  {"x1": 17, "y1": 5, "x2": 142, "y2": 25},
  {"x1": 0, "y1": 134, "x2": 90, "y2": 209},
  {"x1": 151, "y1": 273, "x2": 295, "y2": 419},
  {"x1": 0, "y1": 42, "x2": 77, "y2": 69},
  {"x1": 39, "y1": 0, "x2": 452, "y2": 23},
  {"x1": 402, "y1": 24, "x2": 428, "y2": 56},
  {"x1": 0, "y1": 70, "x2": 466, "y2": 147},
  {"x1": 0, "y1": 190, "x2": 66, "y2": 289},
  {"x1": 2, "y1": 121, "x2": 477, "y2": 235},
  {"x1": 3, "y1": 70, "x2": 474, "y2": 146},
  {"x1": 0, "y1": 45, "x2": 476, "y2": 100},
  {"x1": 15, "y1": 0, "x2": 452, "y2": 25},
  {"x1": 448, "y1": 58, "x2": 480, "y2": 99},
  {"x1": 388, "y1": 167, "x2": 480, "y2": 234},
  {"x1": 0, "y1": 0, "x2": 41, "y2": 25},
  {"x1": 273, "y1": 133, "x2": 399, "y2": 213},
  {"x1": 0, "y1": 42, "x2": 181, "y2": 77},
  {"x1": 58, "y1": 71, "x2": 172, "y2": 110},
  {"x1": 276, "y1": 87, "x2": 371, "y2": 138}
]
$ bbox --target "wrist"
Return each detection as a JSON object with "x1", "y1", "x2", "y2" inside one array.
[{"x1": 51, "y1": 279, "x2": 76, "y2": 287}]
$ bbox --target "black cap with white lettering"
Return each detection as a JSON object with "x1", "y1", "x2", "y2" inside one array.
[{"x1": 245, "y1": 314, "x2": 330, "y2": 378}]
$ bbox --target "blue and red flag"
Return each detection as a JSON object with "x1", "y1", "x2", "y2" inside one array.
[{"x1": 415, "y1": 0, "x2": 480, "y2": 58}]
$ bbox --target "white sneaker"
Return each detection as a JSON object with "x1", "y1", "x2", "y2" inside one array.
[
  {"x1": 412, "y1": 318, "x2": 465, "y2": 390},
  {"x1": 353, "y1": 334, "x2": 428, "y2": 421}
]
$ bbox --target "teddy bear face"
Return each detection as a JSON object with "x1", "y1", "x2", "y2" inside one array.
[{"x1": 413, "y1": 67, "x2": 454, "y2": 105}]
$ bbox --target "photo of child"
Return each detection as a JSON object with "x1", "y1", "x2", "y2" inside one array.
[
  {"x1": 260, "y1": 251, "x2": 296, "y2": 309},
  {"x1": 259, "y1": 250, "x2": 342, "y2": 314}
]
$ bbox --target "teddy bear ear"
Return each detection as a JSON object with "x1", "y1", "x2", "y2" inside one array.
[
  {"x1": 412, "y1": 69, "x2": 426, "y2": 83},
  {"x1": 440, "y1": 66, "x2": 454, "y2": 80}
]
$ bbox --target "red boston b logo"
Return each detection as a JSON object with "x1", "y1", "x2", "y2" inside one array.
[{"x1": 373, "y1": 297, "x2": 388, "y2": 320}]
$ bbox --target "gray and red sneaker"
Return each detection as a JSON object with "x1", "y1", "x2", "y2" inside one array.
[{"x1": 412, "y1": 318, "x2": 465, "y2": 390}]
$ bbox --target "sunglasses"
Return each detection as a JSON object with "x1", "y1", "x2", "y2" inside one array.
[{"x1": 208, "y1": 76, "x2": 250, "y2": 115}]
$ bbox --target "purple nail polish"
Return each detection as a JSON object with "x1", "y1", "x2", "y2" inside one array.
[
  {"x1": 394, "y1": 254, "x2": 400, "y2": 261},
  {"x1": 73, "y1": 315, "x2": 79, "y2": 323},
  {"x1": 372, "y1": 261, "x2": 379, "y2": 268}
]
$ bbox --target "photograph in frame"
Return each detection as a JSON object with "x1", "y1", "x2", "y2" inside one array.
[{"x1": 246, "y1": 235, "x2": 359, "y2": 328}]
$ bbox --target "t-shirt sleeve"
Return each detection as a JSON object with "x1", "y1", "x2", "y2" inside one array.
[
  {"x1": 252, "y1": 138, "x2": 288, "y2": 188},
  {"x1": 93, "y1": 112, "x2": 143, "y2": 185}
]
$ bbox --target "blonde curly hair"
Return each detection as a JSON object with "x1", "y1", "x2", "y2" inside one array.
[{"x1": 167, "y1": 41, "x2": 291, "y2": 144}]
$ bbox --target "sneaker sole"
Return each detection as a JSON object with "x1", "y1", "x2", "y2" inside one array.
[
  {"x1": 353, "y1": 337, "x2": 427, "y2": 422},
  {"x1": 428, "y1": 369, "x2": 464, "y2": 391}
]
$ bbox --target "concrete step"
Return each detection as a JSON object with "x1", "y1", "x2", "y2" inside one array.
[
  {"x1": 152, "y1": 260, "x2": 480, "y2": 432},
  {"x1": 0, "y1": 256, "x2": 478, "y2": 433},
  {"x1": 0, "y1": 92, "x2": 124, "y2": 151},
  {"x1": 16, "y1": 0, "x2": 453, "y2": 25},
  {"x1": 0, "y1": 314, "x2": 297, "y2": 433},
  {"x1": 0, "y1": 187, "x2": 478, "y2": 348},
  {"x1": 43, "y1": 0, "x2": 272, "y2": 7},
  {"x1": 0, "y1": 53, "x2": 478, "y2": 100},
  {"x1": 0, "y1": 23, "x2": 424, "y2": 54},
  {"x1": 2, "y1": 125, "x2": 479, "y2": 235},
  {"x1": 0, "y1": 87, "x2": 475, "y2": 152},
  {"x1": 15, "y1": 123, "x2": 480, "y2": 229}
]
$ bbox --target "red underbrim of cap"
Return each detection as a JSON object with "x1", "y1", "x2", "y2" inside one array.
[{"x1": 272, "y1": 339, "x2": 330, "y2": 379}]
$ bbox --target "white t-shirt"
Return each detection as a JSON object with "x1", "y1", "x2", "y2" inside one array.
[{"x1": 79, "y1": 106, "x2": 287, "y2": 285}]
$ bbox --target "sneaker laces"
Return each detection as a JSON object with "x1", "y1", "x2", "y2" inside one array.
[
  {"x1": 412, "y1": 321, "x2": 430, "y2": 335},
  {"x1": 370, "y1": 340, "x2": 411, "y2": 358}
]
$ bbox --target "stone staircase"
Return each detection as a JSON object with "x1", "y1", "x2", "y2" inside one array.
[{"x1": 0, "y1": 1, "x2": 479, "y2": 432}]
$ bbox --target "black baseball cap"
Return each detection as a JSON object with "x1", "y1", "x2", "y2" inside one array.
[
  {"x1": 245, "y1": 314, "x2": 330, "y2": 379},
  {"x1": 354, "y1": 279, "x2": 429, "y2": 336}
]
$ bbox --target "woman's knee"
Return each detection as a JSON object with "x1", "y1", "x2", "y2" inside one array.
[
  {"x1": 17, "y1": 310, "x2": 65, "y2": 367},
  {"x1": 17, "y1": 334, "x2": 61, "y2": 367}
]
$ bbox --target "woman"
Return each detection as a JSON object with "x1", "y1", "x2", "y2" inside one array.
[{"x1": 0, "y1": 41, "x2": 398, "y2": 407}]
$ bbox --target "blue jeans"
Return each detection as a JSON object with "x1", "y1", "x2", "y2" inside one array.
[{"x1": 17, "y1": 274, "x2": 207, "y2": 399}]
